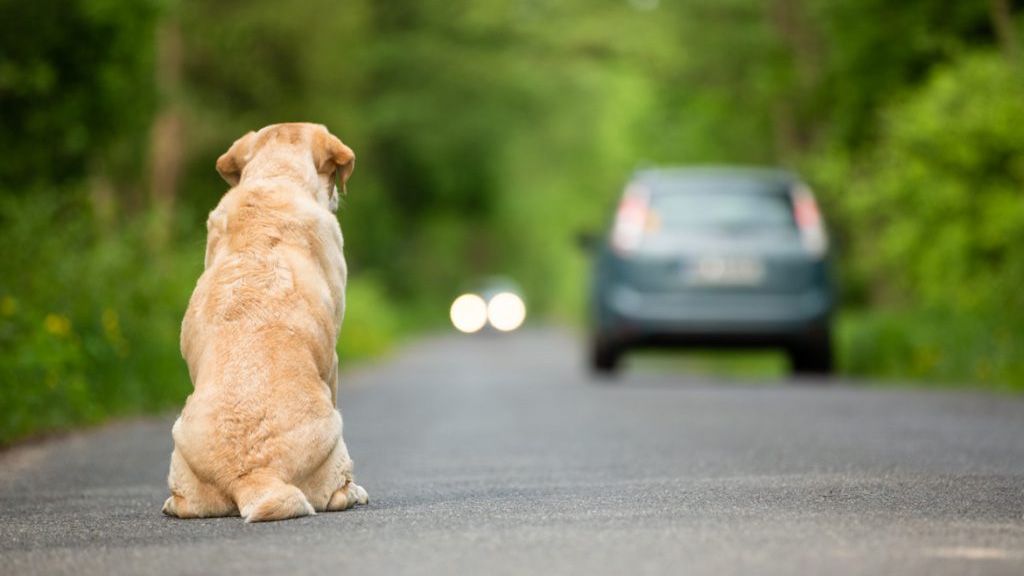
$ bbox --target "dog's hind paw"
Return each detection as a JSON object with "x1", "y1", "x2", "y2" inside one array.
[
  {"x1": 352, "y1": 483, "x2": 369, "y2": 505},
  {"x1": 327, "y1": 482, "x2": 369, "y2": 511},
  {"x1": 162, "y1": 496, "x2": 179, "y2": 517}
]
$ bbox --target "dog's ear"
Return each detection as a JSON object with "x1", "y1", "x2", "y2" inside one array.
[
  {"x1": 313, "y1": 129, "x2": 355, "y2": 192},
  {"x1": 216, "y1": 131, "x2": 257, "y2": 187}
]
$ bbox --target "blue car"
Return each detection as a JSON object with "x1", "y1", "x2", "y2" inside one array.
[{"x1": 586, "y1": 167, "x2": 835, "y2": 375}]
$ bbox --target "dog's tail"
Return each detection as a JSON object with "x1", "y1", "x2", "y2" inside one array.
[{"x1": 232, "y1": 470, "x2": 314, "y2": 523}]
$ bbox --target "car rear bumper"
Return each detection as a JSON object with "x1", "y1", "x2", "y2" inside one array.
[{"x1": 598, "y1": 285, "x2": 832, "y2": 346}]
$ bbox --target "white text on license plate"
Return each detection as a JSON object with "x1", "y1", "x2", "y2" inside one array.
[{"x1": 688, "y1": 256, "x2": 764, "y2": 285}]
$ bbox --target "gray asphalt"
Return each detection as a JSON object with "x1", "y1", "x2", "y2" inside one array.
[{"x1": 2, "y1": 328, "x2": 1024, "y2": 575}]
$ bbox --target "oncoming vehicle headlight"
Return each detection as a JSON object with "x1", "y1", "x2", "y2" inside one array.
[
  {"x1": 486, "y1": 292, "x2": 526, "y2": 332},
  {"x1": 450, "y1": 294, "x2": 488, "y2": 333}
]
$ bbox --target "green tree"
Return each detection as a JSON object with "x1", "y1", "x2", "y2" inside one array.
[{"x1": 0, "y1": 0, "x2": 160, "y2": 191}]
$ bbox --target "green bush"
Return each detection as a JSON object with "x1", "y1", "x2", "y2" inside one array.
[
  {"x1": 815, "y1": 51, "x2": 1024, "y2": 390},
  {"x1": 0, "y1": 194, "x2": 200, "y2": 444},
  {"x1": 337, "y1": 276, "x2": 401, "y2": 364},
  {"x1": 846, "y1": 52, "x2": 1024, "y2": 315}
]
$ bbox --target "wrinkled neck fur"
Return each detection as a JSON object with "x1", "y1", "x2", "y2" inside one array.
[
  {"x1": 237, "y1": 147, "x2": 333, "y2": 211},
  {"x1": 240, "y1": 148, "x2": 317, "y2": 189}
]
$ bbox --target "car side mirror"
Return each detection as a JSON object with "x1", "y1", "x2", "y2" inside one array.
[{"x1": 575, "y1": 231, "x2": 600, "y2": 252}]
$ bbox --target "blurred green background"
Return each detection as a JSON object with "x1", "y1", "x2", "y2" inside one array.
[{"x1": 2, "y1": 0, "x2": 1023, "y2": 444}]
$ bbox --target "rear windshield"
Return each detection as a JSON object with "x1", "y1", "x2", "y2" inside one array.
[{"x1": 648, "y1": 190, "x2": 795, "y2": 233}]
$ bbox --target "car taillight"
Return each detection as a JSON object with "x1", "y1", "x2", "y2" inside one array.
[
  {"x1": 791, "y1": 183, "x2": 828, "y2": 257},
  {"x1": 611, "y1": 184, "x2": 651, "y2": 254}
]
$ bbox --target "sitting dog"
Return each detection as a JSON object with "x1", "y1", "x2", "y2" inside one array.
[{"x1": 163, "y1": 123, "x2": 368, "y2": 522}]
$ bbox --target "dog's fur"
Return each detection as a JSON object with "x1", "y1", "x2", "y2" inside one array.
[{"x1": 162, "y1": 123, "x2": 367, "y2": 522}]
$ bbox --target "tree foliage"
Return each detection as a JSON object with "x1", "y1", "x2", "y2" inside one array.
[
  {"x1": 0, "y1": 0, "x2": 160, "y2": 189},
  {"x1": 2, "y1": 0, "x2": 1023, "y2": 443},
  {"x1": 848, "y1": 53, "x2": 1024, "y2": 314}
]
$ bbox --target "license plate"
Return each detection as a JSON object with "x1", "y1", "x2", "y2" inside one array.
[{"x1": 687, "y1": 256, "x2": 765, "y2": 286}]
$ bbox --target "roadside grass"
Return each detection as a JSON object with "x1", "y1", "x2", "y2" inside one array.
[
  {"x1": 627, "y1": 310, "x2": 1023, "y2": 392},
  {"x1": 837, "y1": 309, "x2": 1024, "y2": 393},
  {"x1": 630, "y1": 350, "x2": 789, "y2": 381}
]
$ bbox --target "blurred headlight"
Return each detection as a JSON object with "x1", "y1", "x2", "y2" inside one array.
[
  {"x1": 450, "y1": 293, "x2": 488, "y2": 333},
  {"x1": 486, "y1": 292, "x2": 526, "y2": 332}
]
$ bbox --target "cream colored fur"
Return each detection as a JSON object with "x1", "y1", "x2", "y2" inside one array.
[{"x1": 162, "y1": 123, "x2": 367, "y2": 523}]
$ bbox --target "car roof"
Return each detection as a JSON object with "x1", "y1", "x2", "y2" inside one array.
[{"x1": 631, "y1": 166, "x2": 800, "y2": 191}]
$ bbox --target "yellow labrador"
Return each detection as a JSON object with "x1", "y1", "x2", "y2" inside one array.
[{"x1": 163, "y1": 123, "x2": 367, "y2": 522}]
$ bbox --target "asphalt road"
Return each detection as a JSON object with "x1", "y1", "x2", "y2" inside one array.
[{"x1": 2, "y1": 328, "x2": 1024, "y2": 575}]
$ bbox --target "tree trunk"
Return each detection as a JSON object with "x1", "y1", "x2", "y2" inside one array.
[
  {"x1": 148, "y1": 16, "x2": 185, "y2": 247},
  {"x1": 989, "y1": 0, "x2": 1019, "y2": 65},
  {"x1": 768, "y1": 0, "x2": 823, "y2": 160}
]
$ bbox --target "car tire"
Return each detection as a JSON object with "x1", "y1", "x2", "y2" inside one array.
[
  {"x1": 787, "y1": 333, "x2": 834, "y2": 376},
  {"x1": 590, "y1": 338, "x2": 622, "y2": 376}
]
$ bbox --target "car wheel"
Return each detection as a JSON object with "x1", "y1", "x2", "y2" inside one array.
[
  {"x1": 788, "y1": 333, "x2": 834, "y2": 376},
  {"x1": 590, "y1": 337, "x2": 622, "y2": 376}
]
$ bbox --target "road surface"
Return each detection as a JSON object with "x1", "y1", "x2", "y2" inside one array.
[{"x1": 2, "y1": 328, "x2": 1023, "y2": 575}]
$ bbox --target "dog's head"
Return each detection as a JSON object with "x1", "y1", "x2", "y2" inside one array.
[{"x1": 216, "y1": 123, "x2": 355, "y2": 212}]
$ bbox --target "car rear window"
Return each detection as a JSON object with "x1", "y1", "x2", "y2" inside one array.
[{"x1": 647, "y1": 189, "x2": 795, "y2": 233}]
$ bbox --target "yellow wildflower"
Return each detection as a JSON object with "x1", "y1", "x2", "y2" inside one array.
[
  {"x1": 102, "y1": 308, "x2": 129, "y2": 356},
  {"x1": 44, "y1": 314, "x2": 72, "y2": 337},
  {"x1": 102, "y1": 308, "x2": 120, "y2": 338}
]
